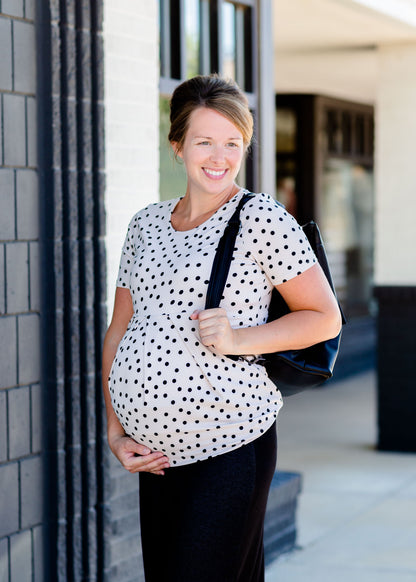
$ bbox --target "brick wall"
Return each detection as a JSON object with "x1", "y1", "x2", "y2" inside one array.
[
  {"x1": 102, "y1": 2, "x2": 159, "y2": 580},
  {"x1": 0, "y1": 3, "x2": 44, "y2": 581},
  {"x1": 103, "y1": 0, "x2": 159, "y2": 314}
]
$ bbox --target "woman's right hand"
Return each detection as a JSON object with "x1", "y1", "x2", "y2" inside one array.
[{"x1": 109, "y1": 433, "x2": 170, "y2": 476}]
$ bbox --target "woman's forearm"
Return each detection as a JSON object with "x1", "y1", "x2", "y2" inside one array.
[
  {"x1": 102, "y1": 330, "x2": 128, "y2": 442},
  {"x1": 232, "y1": 307, "x2": 342, "y2": 356}
]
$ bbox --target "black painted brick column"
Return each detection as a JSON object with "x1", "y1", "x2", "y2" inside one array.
[
  {"x1": 37, "y1": 0, "x2": 107, "y2": 580},
  {"x1": 374, "y1": 286, "x2": 416, "y2": 452}
]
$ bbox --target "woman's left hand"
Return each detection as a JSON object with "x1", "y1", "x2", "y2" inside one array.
[{"x1": 191, "y1": 308, "x2": 237, "y2": 354}]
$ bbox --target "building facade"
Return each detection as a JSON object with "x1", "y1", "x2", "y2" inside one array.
[{"x1": 1, "y1": 0, "x2": 416, "y2": 580}]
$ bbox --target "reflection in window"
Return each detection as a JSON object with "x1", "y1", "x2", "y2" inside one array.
[
  {"x1": 222, "y1": 2, "x2": 236, "y2": 80},
  {"x1": 159, "y1": 96, "x2": 187, "y2": 201},
  {"x1": 355, "y1": 115, "x2": 365, "y2": 156},
  {"x1": 327, "y1": 110, "x2": 341, "y2": 153},
  {"x1": 321, "y1": 158, "x2": 374, "y2": 315},
  {"x1": 276, "y1": 108, "x2": 297, "y2": 153},
  {"x1": 185, "y1": 0, "x2": 200, "y2": 78}
]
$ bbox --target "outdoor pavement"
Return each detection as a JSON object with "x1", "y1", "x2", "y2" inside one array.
[{"x1": 265, "y1": 369, "x2": 416, "y2": 582}]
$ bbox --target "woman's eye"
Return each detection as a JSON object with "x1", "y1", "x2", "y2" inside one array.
[
  {"x1": 227, "y1": 142, "x2": 239, "y2": 148},
  {"x1": 198, "y1": 141, "x2": 210, "y2": 146}
]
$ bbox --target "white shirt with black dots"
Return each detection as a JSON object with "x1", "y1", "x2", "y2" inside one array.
[{"x1": 109, "y1": 190, "x2": 316, "y2": 466}]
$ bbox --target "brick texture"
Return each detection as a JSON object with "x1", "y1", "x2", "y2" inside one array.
[
  {"x1": 8, "y1": 386, "x2": 31, "y2": 459},
  {"x1": 0, "y1": 463, "x2": 19, "y2": 537},
  {"x1": 3, "y1": 94, "x2": 26, "y2": 167},
  {"x1": 6, "y1": 243, "x2": 29, "y2": 313},
  {"x1": 21, "y1": 456, "x2": 43, "y2": 528},
  {"x1": 0, "y1": 17, "x2": 12, "y2": 91},
  {"x1": 16, "y1": 170, "x2": 39, "y2": 240},
  {"x1": 32, "y1": 526, "x2": 44, "y2": 582},
  {"x1": 30, "y1": 383, "x2": 42, "y2": 453},
  {"x1": 0, "y1": 5, "x2": 41, "y2": 581},
  {"x1": 0, "y1": 169, "x2": 15, "y2": 241},
  {"x1": 0, "y1": 391, "x2": 7, "y2": 461},
  {"x1": 10, "y1": 530, "x2": 32, "y2": 582},
  {"x1": 18, "y1": 314, "x2": 40, "y2": 385},
  {"x1": 13, "y1": 20, "x2": 36, "y2": 94},
  {"x1": 0, "y1": 538, "x2": 9, "y2": 581},
  {"x1": 103, "y1": 0, "x2": 159, "y2": 320},
  {"x1": 102, "y1": 2, "x2": 158, "y2": 580},
  {"x1": 2, "y1": 0, "x2": 24, "y2": 18},
  {"x1": 0, "y1": 244, "x2": 5, "y2": 314},
  {"x1": 0, "y1": 316, "x2": 17, "y2": 388}
]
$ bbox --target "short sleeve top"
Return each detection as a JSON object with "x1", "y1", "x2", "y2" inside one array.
[{"x1": 109, "y1": 189, "x2": 316, "y2": 466}]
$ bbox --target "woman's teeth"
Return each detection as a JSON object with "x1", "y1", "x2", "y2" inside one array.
[{"x1": 204, "y1": 168, "x2": 226, "y2": 176}]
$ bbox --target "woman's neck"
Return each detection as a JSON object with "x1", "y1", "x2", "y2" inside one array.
[{"x1": 171, "y1": 184, "x2": 240, "y2": 231}]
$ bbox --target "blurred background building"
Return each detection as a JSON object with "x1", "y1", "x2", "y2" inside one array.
[{"x1": 0, "y1": 0, "x2": 415, "y2": 580}]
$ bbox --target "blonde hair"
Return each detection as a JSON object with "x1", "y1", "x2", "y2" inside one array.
[{"x1": 168, "y1": 75, "x2": 253, "y2": 153}]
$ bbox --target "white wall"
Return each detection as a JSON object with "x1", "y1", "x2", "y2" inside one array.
[
  {"x1": 103, "y1": 0, "x2": 159, "y2": 316},
  {"x1": 274, "y1": 49, "x2": 377, "y2": 105},
  {"x1": 374, "y1": 43, "x2": 416, "y2": 285}
]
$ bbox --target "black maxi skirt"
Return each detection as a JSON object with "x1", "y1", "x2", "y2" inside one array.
[{"x1": 139, "y1": 421, "x2": 277, "y2": 582}]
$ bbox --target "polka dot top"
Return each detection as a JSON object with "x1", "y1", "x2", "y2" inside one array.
[{"x1": 109, "y1": 189, "x2": 316, "y2": 466}]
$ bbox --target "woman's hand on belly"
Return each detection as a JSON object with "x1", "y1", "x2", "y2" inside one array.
[{"x1": 110, "y1": 434, "x2": 170, "y2": 476}]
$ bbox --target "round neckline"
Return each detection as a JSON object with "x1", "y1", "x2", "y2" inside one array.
[{"x1": 168, "y1": 188, "x2": 245, "y2": 234}]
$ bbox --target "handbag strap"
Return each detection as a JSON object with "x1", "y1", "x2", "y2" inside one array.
[
  {"x1": 205, "y1": 192, "x2": 254, "y2": 309},
  {"x1": 205, "y1": 192, "x2": 346, "y2": 326}
]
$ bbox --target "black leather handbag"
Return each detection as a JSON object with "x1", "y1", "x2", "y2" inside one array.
[{"x1": 205, "y1": 193, "x2": 346, "y2": 396}]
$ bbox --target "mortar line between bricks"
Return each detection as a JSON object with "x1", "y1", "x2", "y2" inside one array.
[
  {"x1": 15, "y1": 315, "x2": 19, "y2": 386},
  {"x1": 0, "y1": 94, "x2": 4, "y2": 165},
  {"x1": 4, "y1": 244, "x2": 8, "y2": 314},
  {"x1": 7, "y1": 536, "x2": 11, "y2": 581},
  {"x1": 29, "y1": 383, "x2": 33, "y2": 454},
  {"x1": 0, "y1": 309, "x2": 39, "y2": 318},
  {"x1": 28, "y1": 242, "x2": 31, "y2": 311},
  {"x1": 18, "y1": 460, "x2": 22, "y2": 530},
  {"x1": 14, "y1": 169, "x2": 17, "y2": 239},
  {"x1": 11, "y1": 19, "x2": 15, "y2": 92},
  {"x1": 30, "y1": 527, "x2": 35, "y2": 582},
  {"x1": 2, "y1": 245, "x2": 6, "y2": 312},
  {"x1": 25, "y1": 97, "x2": 28, "y2": 167},
  {"x1": 0, "y1": 89, "x2": 36, "y2": 98},
  {"x1": 0, "y1": 450, "x2": 41, "y2": 464},
  {"x1": 6, "y1": 389, "x2": 10, "y2": 460},
  {"x1": 0, "y1": 13, "x2": 34, "y2": 24},
  {"x1": 0, "y1": 165, "x2": 37, "y2": 171}
]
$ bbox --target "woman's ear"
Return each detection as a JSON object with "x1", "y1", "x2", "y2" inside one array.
[{"x1": 171, "y1": 142, "x2": 182, "y2": 160}]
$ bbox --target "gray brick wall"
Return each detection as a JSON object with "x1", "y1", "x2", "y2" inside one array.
[{"x1": 0, "y1": 5, "x2": 43, "y2": 581}]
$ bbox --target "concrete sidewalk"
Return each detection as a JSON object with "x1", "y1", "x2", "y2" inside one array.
[{"x1": 266, "y1": 370, "x2": 416, "y2": 582}]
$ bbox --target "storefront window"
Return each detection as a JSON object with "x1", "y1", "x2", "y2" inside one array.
[
  {"x1": 275, "y1": 108, "x2": 298, "y2": 216},
  {"x1": 276, "y1": 108, "x2": 297, "y2": 152},
  {"x1": 159, "y1": 96, "x2": 187, "y2": 201},
  {"x1": 185, "y1": 0, "x2": 200, "y2": 78},
  {"x1": 159, "y1": 0, "x2": 258, "y2": 196},
  {"x1": 222, "y1": 1, "x2": 236, "y2": 80},
  {"x1": 321, "y1": 158, "x2": 374, "y2": 315}
]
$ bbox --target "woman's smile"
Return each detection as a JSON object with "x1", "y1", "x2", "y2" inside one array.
[{"x1": 203, "y1": 167, "x2": 228, "y2": 179}]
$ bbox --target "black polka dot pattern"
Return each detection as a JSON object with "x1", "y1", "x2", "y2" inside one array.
[{"x1": 109, "y1": 190, "x2": 316, "y2": 466}]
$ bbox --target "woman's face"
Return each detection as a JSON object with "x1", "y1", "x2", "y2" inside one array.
[{"x1": 174, "y1": 107, "x2": 245, "y2": 198}]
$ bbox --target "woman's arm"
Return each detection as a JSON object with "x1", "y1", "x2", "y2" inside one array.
[
  {"x1": 192, "y1": 263, "x2": 342, "y2": 355},
  {"x1": 103, "y1": 287, "x2": 170, "y2": 475}
]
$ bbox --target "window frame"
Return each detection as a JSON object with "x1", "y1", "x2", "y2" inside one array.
[{"x1": 159, "y1": 0, "x2": 259, "y2": 191}]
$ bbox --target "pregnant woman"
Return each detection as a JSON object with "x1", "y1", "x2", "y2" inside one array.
[{"x1": 102, "y1": 74, "x2": 341, "y2": 582}]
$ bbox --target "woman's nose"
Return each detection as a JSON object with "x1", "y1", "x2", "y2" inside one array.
[{"x1": 209, "y1": 146, "x2": 225, "y2": 163}]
